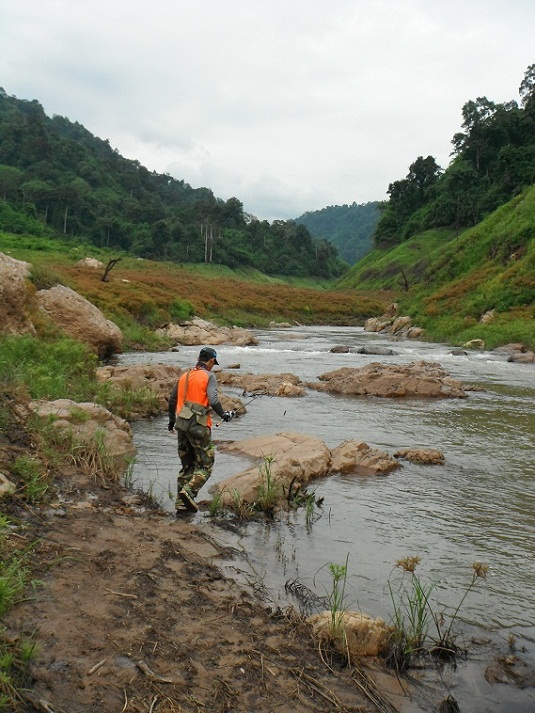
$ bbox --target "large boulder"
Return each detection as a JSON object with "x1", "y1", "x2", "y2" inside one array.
[
  {"x1": 307, "y1": 361, "x2": 468, "y2": 399},
  {"x1": 158, "y1": 318, "x2": 258, "y2": 347},
  {"x1": 37, "y1": 285, "x2": 123, "y2": 359},
  {"x1": 29, "y1": 399, "x2": 136, "y2": 478},
  {"x1": 218, "y1": 371, "x2": 305, "y2": 397},
  {"x1": 330, "y1": 440, "x2": 401, "y2": 475},
  {"x1": 0, "y1": 252, "x2": 35, "y2": 336},
  {"x1": 307, "y1": 611, "x2": 392, "y2": 658},
  {"x1": 215, "y1": 432, "x2": 331, "y2": 503}
]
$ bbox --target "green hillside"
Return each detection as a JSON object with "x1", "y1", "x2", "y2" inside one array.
[
  {"x1": 296, "y1": 202, "x2": 380, "y2": 264},
  {"x1": 336, "y1": 186, "x2": 535, "y2": 348}
]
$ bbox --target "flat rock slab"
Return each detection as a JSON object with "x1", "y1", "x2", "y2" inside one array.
[{"x1": 307, "y1": 360, "x2": 468, "y2": 398}]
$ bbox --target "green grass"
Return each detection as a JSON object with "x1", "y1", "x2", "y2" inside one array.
[
  {"x1": 0, "y1": 515, "x2": 39, "y2": 711},
  {"x1": 0, "y1": 334, "x2": 97, "y2": 401}
]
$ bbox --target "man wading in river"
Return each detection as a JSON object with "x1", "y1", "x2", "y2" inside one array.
[{"x1": 168, "y1": 347, "x2": 234, "y2": 513}]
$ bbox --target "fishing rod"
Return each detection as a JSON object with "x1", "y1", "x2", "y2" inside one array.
[
  {"x1": 215, "y1": 393, "x2": 264, "y2": 426},
  {"x1": 233, "y1": 392, "x2": 264, "y2": 415}
]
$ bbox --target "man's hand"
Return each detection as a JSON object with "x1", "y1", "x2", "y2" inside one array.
[
  {"x1": 168, "y1": 420, "x2": 176, "y2": 432},
  {"x1": 222, "y1": 410, "x2": 235, "y2": 422}
]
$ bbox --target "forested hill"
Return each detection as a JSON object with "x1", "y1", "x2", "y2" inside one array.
[
  {"x1": 334, "y1": 65, "x2": 535, "y2": 348},
  {"x1": 371, "y1": 65, "x2": 535, "y2": 249},
  {"x1": 295, "y1": 202, "x2": 380, "y2": 264},
  {"x1": 0, "y1": 89, "x2": 346, "y2": 279}
]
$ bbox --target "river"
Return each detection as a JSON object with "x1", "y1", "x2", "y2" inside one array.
[{"x1": 120, "y1": 326, "x2": 535, "y2": 712}]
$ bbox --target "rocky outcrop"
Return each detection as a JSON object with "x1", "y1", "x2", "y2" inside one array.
[
  {"x1": 29, "y1": 399, "x2": 136, "y2": 478},
  {"x1": 364, "y1": 304, "x2": 424, "y2": 339},
  {"x1": 307, "y1": 611, "x2": 392, "y2": 658},
  {"x1": 157, "y1": 318, "x2": 258, "y2": 347},
  {"x1": 393, "y1": 448, "x2": 445, "y2": 465},
  {"x1": 215, "y1": 433, "x2": 409, "y2": 504},
  {"x1": 307, "y1": 361, "x2": 468, "y2": 399},
  {"x1": 218, "y1": 371, "x2": 305, "y2": 397},
  {"x1": 37, "y1": 285, "x2": 123, "y2": 359},
  {"x1": 0, "y1": 252, "x2": 35, "y2": 336},
  {"x1": 215, "y1": 432, "x2": 331, "y2": 503},
  {"x1": 330, "y1": 441, "x2": 401, "y2": 475}
]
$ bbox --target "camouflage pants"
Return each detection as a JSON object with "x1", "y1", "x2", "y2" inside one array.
[{"x1": 175, "y1": 425, "x2": 215, "y2": 502}]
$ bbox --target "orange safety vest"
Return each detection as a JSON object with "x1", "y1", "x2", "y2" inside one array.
[{"x1": 176, "y1": 368, "x2": 212, "y2": 427}]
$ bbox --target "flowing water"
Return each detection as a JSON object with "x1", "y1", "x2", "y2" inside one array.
[{"x1": 121, "y1": 327, "x2": 535, "y2": 712}]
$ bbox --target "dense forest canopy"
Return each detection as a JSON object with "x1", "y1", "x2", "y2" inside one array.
[
  {"x1": 0, "y1": 89, "x2": 346, "y2": 278},
  {"x1": 374, "y1": 64, "x2": 535, "y2": 246},
  {"x1": 296, "y1": 201, "x2": 380, "y2": 264}
]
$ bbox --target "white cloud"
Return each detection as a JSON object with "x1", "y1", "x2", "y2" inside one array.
[{"x1": 1, "y1": 0, "x2": 533, "y2": 220}]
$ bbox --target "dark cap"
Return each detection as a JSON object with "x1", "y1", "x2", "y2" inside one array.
[{"x1": 198, "y1": 347, "x2": 219, "y2": 365}]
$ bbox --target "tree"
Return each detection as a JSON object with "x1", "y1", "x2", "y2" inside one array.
[
  {"x1": 0, "y1": 164, "x2": 24, "y2": 201},
  {"x1": 519, "y1": 63, "x2": 535, "y2": 111},
  {"x1": 452, "y1": 97, "x2": 497, "y2": 171}
]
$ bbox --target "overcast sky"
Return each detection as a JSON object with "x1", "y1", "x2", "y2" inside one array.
[{"x1": 1, "y1": 1, "x2": 533, "y2": 221}]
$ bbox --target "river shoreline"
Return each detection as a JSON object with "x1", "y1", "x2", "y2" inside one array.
[
  {"x1": 6, "y1": 463, "x2": 414, "y2": 712},
  {"x1": 4, "y1": 326, "x2": 535, "y2": 712}
]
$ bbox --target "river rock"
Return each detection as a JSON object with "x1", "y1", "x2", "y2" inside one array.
[
  {"x1": 493, "y1": 343, "x2": 528, "y2": 355},
  {"x1": 330, "y1": 441, "x2": 401, "y2": 475},
  {"x1": 388, "y1": 315, "x2": 412, "y2": 334},
  {"x1": 393, "y1": 448, "x2": 445, "y2": 465},
  {"x1": 217, "y1": 371, "x2": 305, "y2": 397},
  {"x1": 406, "y1": 326, "x2": 425, "y2": 339},
  {"x1": 463, "y1": 339, "x2": 485, "y2": 349},
  {"x1": 307, "y1": 361, "x2": 468, "y2": 398},
  {"x1": 364, "y1": 305, "x2": 424, "y2": 339},
  {"x1": 37, "y1": 285, "x2": 123, "y2": 359},
  {"x1": 363, "y1": 317, "x2": 392, "y2": 333},
  {"x1": 329, "y1": 345, "x2": 354, "y2": 353},
  {"x1": 0, "y1": 252, "x2": 35, "y2": 336},
  {"x1": 307, "y1": 611, "x2": 392, "y2": 658},
  {"x1": 214, "y1": 432, "x2": 331, "y2": 503},
  {"x1": 508, "y1": 351, "x2": 535, "y2": 364},
  {"x1": 356, "y1": 346, "x2": 397, "y2": 355},
  {"x1": 29, "y1": 399, "x2": 136, "y2": 478},
  {"x1": 157, "y1": 318, "x2": 258, "y2": 347}
]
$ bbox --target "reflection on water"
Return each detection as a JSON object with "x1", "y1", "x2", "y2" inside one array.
[{"x1": 124, "y1": 327, "x2": 535, "y2": 712}]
